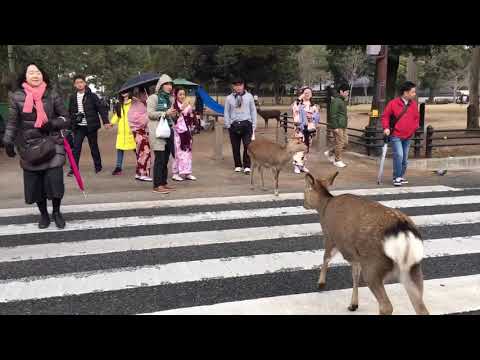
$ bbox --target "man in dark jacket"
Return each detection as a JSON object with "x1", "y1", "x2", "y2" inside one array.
[
  {"x1": 68, "y1": 75, "x2": 110, "y2": 175},
  {"x1": 381, "y1": 81, "x2": 420, "y2": 186},
  {"x1": 325, "y1": 83, "x2": 349, "y2": 168}
]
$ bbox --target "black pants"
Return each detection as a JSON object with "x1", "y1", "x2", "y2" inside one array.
[
  {"x1": 229, "y1": 121, "x2": 253, "y2": 169},
  {"x1": 72, "y1": 126, "x2": 102, "y2": 171},
  {"x1": 153, "y1": 130, "x2": 173, "y2": 187}
]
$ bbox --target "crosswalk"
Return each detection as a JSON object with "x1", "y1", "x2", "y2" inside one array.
[{"x1": 0, "y1": 184, "x2": 479, "y2": 315}]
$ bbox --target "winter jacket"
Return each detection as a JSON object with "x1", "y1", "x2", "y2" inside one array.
[
  {"x1": 147, "y1": 89, "x2": 176, "y2": 151},
  {"x1": 381, "y1": 97, "x2": 419, "y2": 140},
  {"x1": 68, "y1": 87, "x2": 109, "y2": 133},
  {"x1": 110, "y1": 99, "x2": 136, "y2": 150},
  {"x1": 329, "y1": 96, "x2": 348, "y2": 129},
  {"x1": 3, "y1": 88, "x2": 71, "y2": 171}
]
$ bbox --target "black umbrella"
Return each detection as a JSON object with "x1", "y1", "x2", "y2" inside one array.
[{"x1": 118, "y1": 73, "x2": 160, "y2": 94}]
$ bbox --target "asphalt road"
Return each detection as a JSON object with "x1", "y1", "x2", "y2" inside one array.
[{"x1": 0, "y1": 184, "x2": 479, "y2": 315}]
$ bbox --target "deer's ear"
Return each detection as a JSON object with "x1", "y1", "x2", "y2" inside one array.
[
  {"x1": 305, "y1": 173, "x2": 315, "y2": 187},
  {"x1": 327, "y1": 171, "x2": 339, "y2": 186}
]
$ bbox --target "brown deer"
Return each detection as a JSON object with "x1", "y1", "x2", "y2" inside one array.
[
  {"x1": 248, "y1": 138, "x2": 307, "y2": 196},
  {"x1": 256, "y1": 105, "x2": 281, "y2": 128},
  {"x1": 304, "y1": 171, "x2": 429, "y2": 315}
]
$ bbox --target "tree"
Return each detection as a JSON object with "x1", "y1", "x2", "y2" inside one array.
[
  {"x1": 297, "y1": 45, "x2": 331, "y2": 87},
  {"x1": 417, "y1": 45, "x2": 470, "y2": 103},
  {"x1": 333, "y1": 48, "x2": 368, "y2": 105}
]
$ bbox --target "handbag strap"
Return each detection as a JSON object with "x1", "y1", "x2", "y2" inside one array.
[{"x1": 390, "y1": 99, "x2": 410, "y2": 131}]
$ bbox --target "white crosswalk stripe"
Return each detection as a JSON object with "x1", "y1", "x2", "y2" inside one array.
[{"x1": 0, "y1": 185, "x2": 479, "y2": 314}]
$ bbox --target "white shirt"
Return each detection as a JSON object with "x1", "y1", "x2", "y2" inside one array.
[{"x1": 77, "y1": 92, "x2": 87, "y2": 126}]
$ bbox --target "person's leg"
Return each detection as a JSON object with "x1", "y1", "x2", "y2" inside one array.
[
  {"x1": 242, "y1": 122, "x2": 253, "y2": 169},
  {"x1": 44, "y1": 167, "x2": 65, "y2": 228},
  {"x1": 72, "y1": 127, "x2": 87, "y2": 168},
  {"x1": 162, "y1": 134, "x2": 172, "y2": 187},
  {"x1": 401, "y1": 138, "x2": 411, "y2": 179},
  {"x1": 390, "y1": 137, "x2": 404, "y2": 181},
  {"x1": 334, "y1": 129, "x2": 346, "y2": 162},
  {"x1": 36, "y1": 198, "x2": 50, "y2": 229},
  {"x1": 229, "y1": 127, "x2": 242, "y2": 169},
  {"x1": 116, "y1": 149, "x2": 124, "y2": 169},
  {"x1": 86, "y1": 130, "x2": 102, "y2": 172},
  {"x1": 153, "y1": 150, "x2": 163, "y2": 188}
]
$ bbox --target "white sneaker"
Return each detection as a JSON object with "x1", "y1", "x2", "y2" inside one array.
[
  {"x1": 324, "y1": 150, "x2": 335, "y2": 163},
  {"x1": 140, "y1": 176, "x2": 152, "y2": 182},
  {"x1": 244, "y1": 168, "x2": 251, "y2": 174},
  {"x1": 301, "y1": 166, "x2": 310, "y2": 173},
  {"x1": 235, "y1": 167, "x2": 243, "y2": 172},
  {"x1": 172, "y1": 174, "x2": 184, "y2": 181},
  {"x1": 334, "y1": 161, "x2": 347, "y2": 168},
  {"x1": 185, "y1": 175, "x2": 197, "y2": 181},
  {"x1": 294, "y1": 166, "x2": 301, "y2": 174}
]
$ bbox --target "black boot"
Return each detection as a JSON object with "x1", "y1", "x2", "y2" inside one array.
[
  {"x1": 52, "y1": 211, "x2": 66, "y2": 229},
  {"x1": 37, "y1": 200, "x2": 50, "y2": 229},
  {"x1": 39, "y1": 213, "x2": 51, "y2": 229},
  {"x1": 52, "y1": 198, "x2": 66, "y2": 229}
]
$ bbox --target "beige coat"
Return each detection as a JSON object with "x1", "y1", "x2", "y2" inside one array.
[{"x1": 146, "y1": 94, "x2": 167, "y2": 151}]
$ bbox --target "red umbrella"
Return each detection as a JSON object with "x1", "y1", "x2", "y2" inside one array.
[{"x1": 62, "y1": 131, "x2": 86, "y2": 198}]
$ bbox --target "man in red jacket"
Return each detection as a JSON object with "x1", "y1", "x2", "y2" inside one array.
[{"x1": 381, "y1": 81, "x2": 419, "y2": 186}]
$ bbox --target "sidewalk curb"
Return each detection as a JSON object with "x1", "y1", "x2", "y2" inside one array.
[{"x1": 345, "y1": 151, "x2": 480, "y2": 171}]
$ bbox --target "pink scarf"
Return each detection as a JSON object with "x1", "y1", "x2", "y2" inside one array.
[{"x1": 22, "y1": 82, "x2": 48, "y2": 128}]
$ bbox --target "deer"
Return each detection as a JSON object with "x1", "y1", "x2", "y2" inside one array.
[
  {"x1": 304, "y1": 171, "x2": 430, "y2": 315},
  {"x1": 248, "y1": 137, "x2": 307, "y2": 196},
  {"x1": 256, "y1": 105, "x2": 281, "y2": 128}
]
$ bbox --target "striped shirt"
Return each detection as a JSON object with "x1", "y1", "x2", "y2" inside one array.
[{"x1": 77, "y1": 92, "x2": 87, "y2": 126}]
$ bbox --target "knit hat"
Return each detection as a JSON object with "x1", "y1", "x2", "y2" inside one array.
[{"x1": 155, "y1": 74, "x2": 173, "y2": 92}]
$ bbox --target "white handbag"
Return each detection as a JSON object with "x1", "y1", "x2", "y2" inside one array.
[{"x1": 155, "y1": 114, "x2": 171, "y2": 139}]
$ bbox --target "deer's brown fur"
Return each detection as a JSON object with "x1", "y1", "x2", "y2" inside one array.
[
  {"x1": 304, "y1": 171, "x2": 430, "y2": 315},
  {"x1": 247, "y1": 138, "x2": 307, "y2": 196}
]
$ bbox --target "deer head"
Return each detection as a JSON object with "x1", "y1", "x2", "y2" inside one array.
[
  {"x1": 285, "y1": 139, "x2": 308, "y2": 155},
  {"x1": 304, "y1": 171, "x2": 339, "y2": 210}
]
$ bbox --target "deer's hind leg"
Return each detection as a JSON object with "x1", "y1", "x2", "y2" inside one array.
[
  {"x1": 363, "y1": 262, "x2": 393, "y2": 315},
  {"x1": 260, "y1": 166, "x2": 267, "y2": 191},
  {"x1": 348, "y1": 262, "x2": 362, "y2": 311},
  {"x1": 404, "y1": 264, "x2": 429, "y2": 315}
]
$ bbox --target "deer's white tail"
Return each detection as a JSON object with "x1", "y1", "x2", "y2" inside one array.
[{"x1": 383, "y1": 224, "x2": 424, "y2": 300}]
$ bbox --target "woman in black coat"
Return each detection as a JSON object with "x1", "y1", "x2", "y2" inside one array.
[{"x1": 2, "y1": 63, "x2": 71, "y2": 229}]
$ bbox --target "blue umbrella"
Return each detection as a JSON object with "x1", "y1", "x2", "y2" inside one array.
[{"x1": 118, "y1": 73, "x2": 160, "y2": 94}]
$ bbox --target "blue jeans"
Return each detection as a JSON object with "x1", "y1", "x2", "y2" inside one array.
[
  {"x1": 115, "y1": 149, "x2": 136, "y2": 169},
  {"x1": 116, "y1": 149, "x2": 124, "y2": 169},
  {"x1": 391, "y1": 136, "x2": 411, "y2": 179}
]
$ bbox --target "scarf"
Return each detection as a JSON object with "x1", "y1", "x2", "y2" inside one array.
[
  {"x1": 233, "y1": 90, "x2": 246, "y2": 108},
  {"x1": 22, "y1": 82, "x2": 48, "y2": 128}
]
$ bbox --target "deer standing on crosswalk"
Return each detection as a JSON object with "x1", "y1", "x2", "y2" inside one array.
[{"x1": 304, "y1": 171, "x2": 430, "y2": 315}]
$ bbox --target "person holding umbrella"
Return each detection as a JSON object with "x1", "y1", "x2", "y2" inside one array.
[
  {"x1": 2, "y1": 63, "x2": 71, "y2": 229},
  {"x1": 128, "y1": 87, "x2": 152, "y2": 182},
  {"x1": 147, "y1": 74, "x2": 178, "y2": 194}
]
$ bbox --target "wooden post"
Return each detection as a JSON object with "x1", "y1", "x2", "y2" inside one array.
[
  {"x1": 426, "y1": 125, "x2": 434, "y2": 158},
  {"x1": 214, "y1": 115, "x2": 224, "y2": 160}
]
